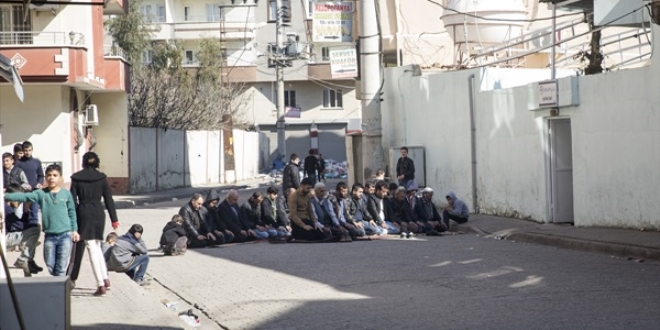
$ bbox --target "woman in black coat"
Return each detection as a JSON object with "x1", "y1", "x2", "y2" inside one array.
[{"x1": 69, "y1": 152, "x2": 119, "y2": 296}]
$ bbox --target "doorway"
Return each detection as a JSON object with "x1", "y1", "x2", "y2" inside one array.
[{"x1": 548, "y1": 118, "x2": 574, "y2": 223}]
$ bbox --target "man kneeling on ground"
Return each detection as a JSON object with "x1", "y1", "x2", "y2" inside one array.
[
  {"x1": 443, "y1": 191, "x2": 470, "y2": 229},
  {"x1": 288, "y1": 178, "x2": 328, "y2": 242},
  {"x1": 179, "y1": 193, "x2": 224, "y2": 248}
]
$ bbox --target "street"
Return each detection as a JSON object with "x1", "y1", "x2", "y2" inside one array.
[{"x1": 101, "y1": 187, "x2": 660, "y2": 330}]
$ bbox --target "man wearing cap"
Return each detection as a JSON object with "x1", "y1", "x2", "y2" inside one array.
[{"x1": 415, "y1": 187, "x2": 445, "y2": 235}]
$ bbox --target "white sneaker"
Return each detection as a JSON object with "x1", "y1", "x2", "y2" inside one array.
[
  {"x1": 400, "y1": 232, "x2": 406, "y2": 239},
  {"x1": 407, "y1": 232, "x2": 414, "y2": 238}
]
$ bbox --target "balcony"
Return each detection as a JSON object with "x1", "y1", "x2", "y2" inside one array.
[
  {"x1": 150, "y1": 16, "x2": 255, "y2": 41},
  {"x1": 0, "y1": 31, "x2": 85, "y2": 47},
  {"x1": 104, "y1": 0, "x2": 128, "y2": 15}
]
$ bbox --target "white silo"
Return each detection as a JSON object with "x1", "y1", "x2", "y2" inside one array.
[{"x1": 442, "y1": 0, "x2": 535, "y2": 57}]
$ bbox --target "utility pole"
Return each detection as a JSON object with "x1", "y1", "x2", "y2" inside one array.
[
  {"x1": 358, "y1": 0, "x2": 384, "y2": 181},
  {"x1": 275, "y1": 0, "x2": 286, "y2": 160}
]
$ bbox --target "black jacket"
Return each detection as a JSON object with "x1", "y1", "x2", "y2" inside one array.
[
  {"x1": 415, "y1": 199, "x2": 442, "y2": 223},
  {"x1": 179, "y1": 203, "x2": 210, "y2": 238},
  {"x1": 261, "y1": 197, "x2": 280, "y2": 227},
  {"x1": 396, "y1": 156, "x2": 415, "y2": 181},
  {"x1": 282, "y1": 162, "x2": 300, "y2": 192},
  {"x1": 3, "y1": 166, "x2": 25, "y2": 189},
  {"x1": 70, "y1": 168, "x2": 118, "y2": 240},
  {"x1": 385, "y1": 197, "x2": 416, "y2": 224},
  {"x1": 346, "y1": 196, "x2": 372, "y2": 224},
  {"x1": 203, "y1": 190, "x2": 228, "y2": 232},
  {"x1": 304, "y1": 155, "x2": 318, "y2": 174},
  {"x1": 366, "y1": 194, "x2": 385, "y2": 225},
  {"x1": 240, "y1": 201, "x2": 262, "y2": 229},
  {"x1": 160, "y1": 221, "x2": 186, "y2": 246},
  {"x1": 218, "y1": 200, "x2": 247, "y2": 233},
  {"x1": 275, "y1": 195, "x2": 290, "y2": 227}
]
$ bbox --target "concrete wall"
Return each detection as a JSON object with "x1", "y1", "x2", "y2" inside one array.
[
  {"x1": 129, "y1": 127, "x2": 265, "y2": 193},
  {"x1": 381, "y1": 29, "x2": 660, "y2": 229},
  {"x1": 90, "y1": 92, "x2": 129, "y2": 181},
  {"x1": 0, "y1": 85, "x2": 74, "y2": 179}
]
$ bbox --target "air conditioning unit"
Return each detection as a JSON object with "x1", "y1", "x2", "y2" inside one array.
[
  {"x1": 29, "y1": 0, "x2": 60, "y2": 11},
  {"x1": 84, "y1": 104, "x2": 99, "y2": 126}
]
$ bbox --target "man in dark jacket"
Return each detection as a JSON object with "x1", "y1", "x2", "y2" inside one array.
[
  {"x1": 325, "y1": 182, "x2": 365, "y2": 240},
  {"x1": 396, "y1": 146, "x2": 415, "y2": 188},
  {"x1": 303, "y1": 149, "x2": 319, "y2": 186},
  {"x1": 217, "y1": 190, "x2": 249, "y2": 243},
  {"x1": 4, "y1": 184, "x2": 39, "y2": 276},
  {"x1": 240, "y1": 191, "x2": 277, "y2": 239},
  {"x1": 16, "y1": 141, "x2": 44, "y2": 190},
  {"x1": 346, "y1": 183, "x2": 386, "y2": 236},
  {"x1": 414, "y1": 187, "x2": 445, "y2": 235},
  {"x1": 179, "y1": 193, "x2": 224, "y2": 248},
  {"x1": 204, "y1": 189, "x2": 235, "y2": 244},
  {"x1": 69, "y1": 152, "x2": 118, "y2": 295},
  {"x1": 262, "y1": 186, "x2": 291, "y2": 238},
  {"x1": 386, "y1": 186, "x2": 419, "y2": 238},
  {"x1": 2, "y1": 152, "x2": 30, "y2": 191},
  {"x1": 282, "y1": 153, "x2": 301, "y2": 194},
  {"x1": 366, "y1": 181, "x2": 400, "y2": 235}
]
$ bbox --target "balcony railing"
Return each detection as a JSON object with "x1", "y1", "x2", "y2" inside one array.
[
  {"x1": 104, "y1": 44, "x2": 126, "y2": 59},
  {"x1": 0, "y1": 31, "x2": 86, "y2": 47}
]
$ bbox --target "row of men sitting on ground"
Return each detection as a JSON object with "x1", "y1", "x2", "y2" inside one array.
[{"x1": 160, "y1": 178, "x2": 470, "y2": 252}]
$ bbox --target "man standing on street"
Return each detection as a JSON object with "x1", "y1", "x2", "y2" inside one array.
[
  {"x1": 396, "y1": 147, "x2": 415, "y2": 188},
  {"x1": 283, "y1": 153, "x2": 301, "y2": 194},
  {"x1": 304, "y1": 149, "x2": 319, "y2": 186}
]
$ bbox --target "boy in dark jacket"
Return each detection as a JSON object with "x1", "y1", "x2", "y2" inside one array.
[
  {"x1": 203, "y1": 189, "x2": 235, "y2": 245},
  {"x1": 160, "y1": 214, "x2": 188, "y2": 255}
]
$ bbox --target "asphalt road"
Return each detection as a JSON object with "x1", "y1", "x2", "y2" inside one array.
[{"x1": 118, "y1": 187, "x2": 660, "y2": 330}]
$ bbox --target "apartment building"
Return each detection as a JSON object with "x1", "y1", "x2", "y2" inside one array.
[
  {"x1": 0, "y1": 0, "x2": 130, "y2": 192},
  {"x1": 140, "y1": 0, "x2": 360, "y2": 163}
]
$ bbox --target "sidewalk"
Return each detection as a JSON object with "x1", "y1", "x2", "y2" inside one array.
[
  {"x1": 113, "y1": 177, "x2": 274, "y2": 209},
  {"x1": 456, "y1": 214, "x2": 660, "y2": 261}
]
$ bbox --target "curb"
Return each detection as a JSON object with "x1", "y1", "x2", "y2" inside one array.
[{"x1": 460, "y1": 223, "x2": 660, "y2": 261}]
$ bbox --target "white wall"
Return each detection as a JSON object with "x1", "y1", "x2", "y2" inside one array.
[
  {"x1": 91, "y1": 92, "x2": 129, "y2": 178},
  {"x1": 381, "y1": 30, "x2": 660, "y2": 229},
  {"x1": 129, "y1": 127, "x2": 264, "y2": 193},
  {"x1": 0, "y1": 85, "x2": 74, "y2": 179}
]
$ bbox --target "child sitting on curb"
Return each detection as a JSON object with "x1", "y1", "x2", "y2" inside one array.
[
  {"x1": 160, "y1": 214, "x2": 188, "y2": 256},
  {"x1": 103, "y1": 224, "x2": 151, "y2": 286}
]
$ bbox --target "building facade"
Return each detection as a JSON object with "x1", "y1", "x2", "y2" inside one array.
[
  {"x1": 0, "y1": 0, "x2": 130, "y2": 192},
  {"x1": 139, "y1": 0, "x2": 360, "y2": 163}
]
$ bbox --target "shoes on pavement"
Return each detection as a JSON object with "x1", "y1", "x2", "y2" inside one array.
[
  {"x1": 135, "y1": 279, "x2": 151, "y2": 286},
  {"x1": 27, "y1": 260, "x2": 43, "y2": 274},
  {"x1": 400, "y1": 232, "x2": 407, "y2": 239},
  {"x1": 14, "y1": 260, "x2": 31, "y2": 277},
  {"x1": 93, "y1": 286, "x2": 107, "y2": 297},
  {"x1": 407, "y1": 232, "x2": 414, "y2": 238},
  {"x1": 104, "y1": 279, "x2": 111, "y2": 290}
]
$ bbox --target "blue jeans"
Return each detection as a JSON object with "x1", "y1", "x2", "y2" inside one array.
[
  {"x1": 254, "y1": 227, "x2": 278, "y2": 239},
  {"x1": 384, "y1": 221, "x2": 401, "y2": 234},
  {"x1": 43, "y1": 232, "x2": 72, "y2": 276},
  {"x1": 125, "y1": 254, "x2": 150, "y2": 281},
  {"x1": 276, "y1": 227, "x2": 291, "y2": 237},
  {"x1": 361, "y1": 220, "x2": 387, "y2": 235}
]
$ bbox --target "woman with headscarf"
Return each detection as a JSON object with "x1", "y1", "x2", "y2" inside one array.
[{"x1": 69, "y1": 152, "x2": 119, "y2": 297}]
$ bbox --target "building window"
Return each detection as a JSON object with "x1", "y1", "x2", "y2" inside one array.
[
  {"x1": 0, "y1": 5, "x2": 32, "y2": 45},
  {"x1": 155, "y1": 5, "x2": 166, "y2": 22},
  {"x1": 321, "y1": 46, "x2": 330, "y2": 62},
  {"x1": 140, "y1": 5, "x2": 153, "y2": 22},
  {"x1": 184, "y1": 50, "x2": 195, "y2": 65},
  {"x1": 323, "y1": 89, "x2": 343, "y2": 109},
  {"x1": 184, "y1": 6, "x2": 191, "y2": 21},
  {"x1": 284, "y1": 90, "x2": 296, "y2": 108},
  {"x1": 142, "y1": 50, "x2": 154, "y2": 64},
  {"x1": 268, "y1": 0, "x2": 291, "y2": 23},
  {"x1": 206, "y1": 4, "x2": 221, "y2": 22}
]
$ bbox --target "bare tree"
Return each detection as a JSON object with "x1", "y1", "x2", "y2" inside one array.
[{"x1": 106, "y1": 1, "x2": 249, "y2": 130}]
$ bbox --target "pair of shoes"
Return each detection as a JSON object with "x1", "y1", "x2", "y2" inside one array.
[
  {"x1": 407, "y1": 232, "x2": 414, "y2": 238},
  {"x1": 14, "y1": 260, "x2": 31, "y2": 277},
  {"x1": 400, "y1": 232, "x2": 407, "y2": 239},
  {"x1": 135, "y1": 279, "x2": 151, "y2": 287},
  {"x1": 28, "y1": 260, "x2": 43, "y2": 274},
  {"x1": 93, "y1": 286, "x2": 107, "y2": 297},
  {"x1": 104, "y1": 279, "x2": 111, "y2": 290}
]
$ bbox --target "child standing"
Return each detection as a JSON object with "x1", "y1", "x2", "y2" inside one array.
[
  {"x1": 160, "y1": 214, "x2": 188, "y2": 256},
  {"x1": 5, "y1": 164, "x2": 79, "y2": 276}
]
